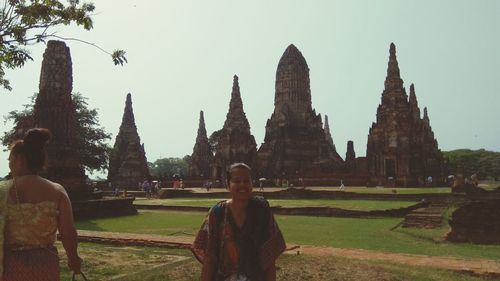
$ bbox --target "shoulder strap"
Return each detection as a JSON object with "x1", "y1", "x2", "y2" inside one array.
[{"x1": 212, "y1": 201, "x2": 226, "y2": 227}]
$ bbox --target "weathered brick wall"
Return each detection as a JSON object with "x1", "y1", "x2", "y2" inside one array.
[
  {"x1": 447, "y1": 200, "x2": 500, "y2": 244},
  {"x1": 135, "y1": 201, "x2": 428, "y2": 218},
  {"x1": 72, "y1": 197, "x2": 137, "y2": 219}
]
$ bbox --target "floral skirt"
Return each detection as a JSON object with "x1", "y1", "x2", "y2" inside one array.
[{"x1": 4, "y1": 245, "x2": 60, "y2": 281}]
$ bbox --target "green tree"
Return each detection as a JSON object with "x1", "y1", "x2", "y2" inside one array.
[
  {"x1": 443, "y1": 149, "x2": 500, "y2": 180},
  {"x1": 0, "y1": 0, "x2": 126, "y2": 91},
  {"x1": 1, "y1": 92, "x2": 112, "y2": 173},
  {"x1": 149, "y1": 156, "x2": 190, "y2": 178},
  {"x1": 208, "y1": 129, "x2": 222, "y2": 154}
]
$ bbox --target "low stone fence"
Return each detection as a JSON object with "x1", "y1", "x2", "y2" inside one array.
[
  {"x1": 447, "y1": 199, "x2": 500, "y2": 244},
  {"x1": 271, "y1": 202, "x2": 428, "y2": 217},
  {"x1": 72, "y1": 197, "x2": 137, "y2": 219},
  {"x1": 155, "y1": 188, "x2": 465, "y2": 202},
  {"x1": 135, "y1": 201, "x2": 428, "y2": 218}
]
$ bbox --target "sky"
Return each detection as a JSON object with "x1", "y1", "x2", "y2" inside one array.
[{"x1": 1, "y1": 0, "x2": 499, "y2": 179}]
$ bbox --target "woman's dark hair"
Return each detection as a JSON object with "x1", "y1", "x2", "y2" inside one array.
[
  {"x1": 10, "y1": 128, "x2": 52, "y2": 173},
  {"x1": 225, "y1": 162, "x2": 251, "y2": 186}
]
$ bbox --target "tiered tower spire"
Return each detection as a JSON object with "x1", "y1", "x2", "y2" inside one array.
[
  {"x1": 367, "y1": 43, "x2": 443, "y2": 186},
  {"x1": 189, "y1": 110, "x2": 213, "y2": 178},
  {"x1": 108, "y1": 93, "x2": 150, "y2": 188},
  {"x1": 212, "y1": 75, "x2": 257, "y2": 180}
]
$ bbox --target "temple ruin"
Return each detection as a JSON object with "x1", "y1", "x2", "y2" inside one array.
[
  {"x1": 33, "y1": 40, "x2": 88, "y2": 199},
  {"x1": 345, "y1": 140, "x2": 356, "y2": 164},
  {"x1": 108, "y1": 93, "x2": 150, "y2": 188},
  {"x1": 189, "y1": 110, "x2": 213, "y2": 178},
  {"x1": 212, "y1": 75, "x2": 257, "y2": 180},
  {"x1": 257, "y1": 44, "x2": 343, "y2": 178},
  {"x1": 366, "y1": 43, "x2": 444, "y2": 186},
  {"x1": 324, "y1": 115, "x2": 336, "y2": 152}
]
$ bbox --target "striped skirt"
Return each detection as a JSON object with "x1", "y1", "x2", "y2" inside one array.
[{"x1": 4, "y1": 245, "x2": 60, "y2": 281}]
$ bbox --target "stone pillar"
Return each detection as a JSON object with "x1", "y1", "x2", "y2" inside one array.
[{"x1": 346, "y1": 141, "x2": 356, "y2": 163}]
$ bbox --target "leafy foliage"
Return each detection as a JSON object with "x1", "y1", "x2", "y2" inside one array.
[
  {"x1": 149, "y1": 156, "x2": 191, "y2": 178},
  {"x1": 0, "y1": 0, "x2": 126, "y2": 91},
  {"x1": 1, "y1": 92, "x2": 112, "y2": 173},
  {"x1": 443, "y1": 149, "x2": 500, "y2": 180},
  {"x1": 208, "y1": 129, "x2": 222, "y2": 154}
]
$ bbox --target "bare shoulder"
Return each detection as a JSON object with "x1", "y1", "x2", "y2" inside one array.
[{"x1": 40, "y1": 177, "x2": 68, "y2": 196}]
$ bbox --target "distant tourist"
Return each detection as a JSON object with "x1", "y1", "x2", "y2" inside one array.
[
  {"x1": 427, "y1": 176, "x2": 433, "y2": 186},
  {"x1": 192, "y1": 163, "x2": 285, "y2": 281},
  {"x1": 142, "y1": 179, "x2": 151, "y2": 199},
  {"x1": 275, "y1": 178, "x2": 281, "y2": 187},
  {"x1": 154, "y1": 181, "x2": 161, "y2": 196},
  {"x1": 339, "y1": 179, "x2": 345, "y2": 191},
  {"x1": 470, "y1": 174, "x2": 479, "y2": 187},
  {"x1": 299, "y1": 177, "x2": 306, "y2": 189},
  {"x1": 282, "y1": 179, "x2": 289, "y2": 188},
  {"x1": 0, "y1": 128, "x2": 81, "y2": 280},
  {"x1": 113, "y1": 186, "x2": 120, "y2": 197},
  {"x1": 173, "y1": 179, "x2": 181, "y2": 189}
]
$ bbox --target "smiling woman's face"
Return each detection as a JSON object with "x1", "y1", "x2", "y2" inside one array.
[{"x1": 228, "y1": 167, "x2": 253, "y2": 202}]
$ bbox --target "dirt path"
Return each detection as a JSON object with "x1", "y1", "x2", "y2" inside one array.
[
  {"x1": 296, "y1": 246, "x2": 500, "y2": 276},
  {"x1": 76, "y1": 230, "x2": 500, "y2": 276}
]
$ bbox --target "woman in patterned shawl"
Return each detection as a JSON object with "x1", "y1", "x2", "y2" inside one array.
[
  {"x1": 192, "y1": 163, "x2": 286, "y2": 281},
  {"x1": 0, "y1": 128, "x2": 81, "y2": 280}
]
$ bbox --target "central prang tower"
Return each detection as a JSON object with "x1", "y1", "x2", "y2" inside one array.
[{"x1": 257, "y1": 44, "x2": 343, "y2": 178}]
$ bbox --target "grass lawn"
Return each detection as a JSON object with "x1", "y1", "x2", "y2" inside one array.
[
  {"x1": 59, "y1": 242, "x2": 495, "y2": 281},
  {"x1": 76, "y1": 210, "x2": 500, "y2": 261},
  {"x1": 134, "y1": 198, "x2": 418, "y2": 210},
  {"x1": 58, "y1": 242, "x2": 193, "y2": 281}
]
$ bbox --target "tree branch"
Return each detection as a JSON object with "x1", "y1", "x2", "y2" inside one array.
[{"x1": 49, "y1": 34, "x2": 112, "y2": 55}]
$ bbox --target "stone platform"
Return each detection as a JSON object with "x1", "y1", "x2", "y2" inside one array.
[
  {"x1": 402, "y1": 202, "x2": 448, "y2": 228},
  {"x1": 447, "y1": 199, "x2": 500, "y2": 244},
  {"x1": 72, "y1": 197, "x2": 137, "y2": 219},
  {"x1": 134, "y1": 202, "x2": 427, "y2": 218},
  {"x1": 149, "y1": 187, "x2": 465, "y2": 202}
]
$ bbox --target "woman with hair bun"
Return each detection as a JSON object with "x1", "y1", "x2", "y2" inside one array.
[{"x1": 0, "y1": 128, "x2": 82, "y2": 280}]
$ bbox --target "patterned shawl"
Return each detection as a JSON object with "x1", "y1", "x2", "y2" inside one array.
[{"x1": 192, "y1": 196, "x2": 286, "y2": 281}]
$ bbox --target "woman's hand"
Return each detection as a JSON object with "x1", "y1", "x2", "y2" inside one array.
[{"x1": 68, "y1": 255, "x2": 82, "y2": 273}]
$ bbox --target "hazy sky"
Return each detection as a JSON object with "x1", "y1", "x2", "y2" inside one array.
[{"x1": 1, "y1": 0, "x2": 499, "y2": 178}]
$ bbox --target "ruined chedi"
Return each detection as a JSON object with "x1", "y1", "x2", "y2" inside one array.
[
  {"x1": 108, "y1": 93, "x2": 150, "y2": 188},
  {"x1": 212, "y1": 75, "x2": 257, "y2": 180},
  {"x1": 366, "y1": 43, "x2": 444, "y2": 186},
  {"x1": 257, "y1": 44, "x2": 343, "y2": 178},
  {"x1": 345, "y1": 140, "x2": 356, "y2": 164},
  {"x1": 189, "y1": 110, "x2": 213, "y2": 178},
  {"x1": 33, "y1": 40, "x2": 88, "y2": 199}
]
